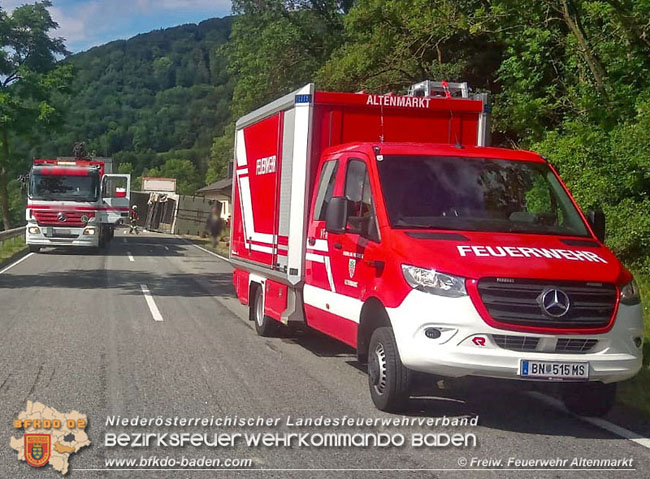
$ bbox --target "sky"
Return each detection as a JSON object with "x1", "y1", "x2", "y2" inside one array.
[{"x1": 1, "y1": 0, "x2": 232, "y2": 52}]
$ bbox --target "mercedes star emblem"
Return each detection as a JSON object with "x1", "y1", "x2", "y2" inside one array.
[
  {"x1": 540, "y1": 288, "x2": 570, "y2": 317},
  {"x1": 57, "y1": 212, "x2": 67, "y2": 222}
]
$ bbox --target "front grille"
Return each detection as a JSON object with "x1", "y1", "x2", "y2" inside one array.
[
  {"x1": 492, "y1": 334, "x2": 539, "y2": 351},
  {"x1": 477, "y1": 278, "x2": 617, "y2": 330},
  {"x1": 32, "y1": 210, "x2": 93, "y2": 227},
  {"x1": 555, "y1": 338, "x2": 598, "y2": 353}
]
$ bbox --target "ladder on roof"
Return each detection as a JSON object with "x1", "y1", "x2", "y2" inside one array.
[{"x1": 408, "y1": 80, "x2": 470, "y2": 99}]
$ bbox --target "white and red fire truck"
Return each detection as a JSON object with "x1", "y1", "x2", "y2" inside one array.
[
  {"x1": 25, "y1": 157, "x2": 130, "y2": 252},
  {"x1": 230, "y1": 81, "x2": 643, "y2": 415}
]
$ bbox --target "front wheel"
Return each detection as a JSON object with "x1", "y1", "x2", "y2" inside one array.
[
  {"x1": 561, "y1": 382, "x2": 616, "y2": 417},
  {"x1": 252, "y1": 287, "x2": 278, "y2": 337},
  {"x1": 367, "y1": 327, "x2": 412, "y2": 412}
]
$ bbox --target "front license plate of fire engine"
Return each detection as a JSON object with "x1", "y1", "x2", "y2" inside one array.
[
  {"x1": 519, "y1": 360, "x2": 589, "y2": 380},
  {"x1": 53, "y1": 229, "x2": 71, "y2": 236}
]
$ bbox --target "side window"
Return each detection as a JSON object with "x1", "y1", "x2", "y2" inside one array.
[
  {"x1": 345, "y1": 159, "x2": 372, "y2": 217},
  {"x1": 314, "y1": 160, "x2": 339, "y2": 221},
  {"x1": 345, "y1": 159, "x2": 379, "y2": 241}
]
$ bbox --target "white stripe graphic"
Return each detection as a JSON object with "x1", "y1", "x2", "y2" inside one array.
[
  {"x1": 306, "y1": 252, "x2": 324, "y2": 263},
  {"x1": 236, "y1": 129, "x2": 247, "y2": 167},
  {"x1": 303, "y1": 284, "x2": 361, "y2": 323},
  {"x1": 324, "y1": 257, "x2": 336, "y2": 292}
]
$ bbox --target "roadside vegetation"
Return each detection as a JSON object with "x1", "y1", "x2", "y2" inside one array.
[
  {"x1": 0, "y1": 236, "x2": 27, "y2": 264},
  {"x1": 187, "y1": 232, "x2": 230, "y2": 259}
]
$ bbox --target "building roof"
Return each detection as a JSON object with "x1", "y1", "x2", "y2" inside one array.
[{"x1": 196, "y1": 178, "x2": 232, "y2": 194}]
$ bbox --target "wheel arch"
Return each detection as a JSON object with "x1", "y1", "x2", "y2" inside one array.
[
  {"x1": 247, "y1": 275, "x2": 265, "y2": 322},
  {"x1": 357, "y1": 297, "x2": 392, "y2": 363}
]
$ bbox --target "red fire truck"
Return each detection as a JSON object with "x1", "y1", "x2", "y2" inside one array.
[
  {"x1": 230, "y1": 81, "x2": 643, "y2": 415},
  {"x1": 25, "y1": 157, "x2": 130, "y2": 252}
]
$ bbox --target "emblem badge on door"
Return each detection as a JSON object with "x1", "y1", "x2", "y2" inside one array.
[{"x1": 348, "y1": 259, "x2": 356, "y2": 278}]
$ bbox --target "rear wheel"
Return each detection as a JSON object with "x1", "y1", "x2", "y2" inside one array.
[
  {"x1": 367, "y1": 327, "x2": 412, "y2": 412},
  {"x1": 28, "y1": 245, "x2": 41, "y2": 253},
  {"x1": 252, "y1": 286, "x2": 279, "y2": 337},
  {"x1": 561, "y1": 382, "x2": 616, "y2": 417}
]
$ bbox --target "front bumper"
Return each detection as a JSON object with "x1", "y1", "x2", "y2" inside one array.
[
  {"x1": 26, "y1": 225, "x2": 99, "y2": 248},
  {"x1": 387, "y1": 290, "x2": 643, "y2": 384}
]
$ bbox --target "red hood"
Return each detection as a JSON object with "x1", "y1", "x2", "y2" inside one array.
[{"x1": 389, "y1": 230, "x2": 630, "y2": 284}]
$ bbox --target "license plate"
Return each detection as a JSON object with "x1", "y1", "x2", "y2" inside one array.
[
  {"x1": 519, "y1": 360, "x2": 589, "y2": 380},
  {"x1": 53, "y1": 229, "x2": 71, "y2": 236}
]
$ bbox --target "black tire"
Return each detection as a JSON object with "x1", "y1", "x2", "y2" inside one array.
[
  {"x1": 251, "y1": 286, "x2": 279, "y2": 337},
  {"x1": 28, "y1": 245, "x2": 41, "y2": 253},
  {"x1": 367, "y1": 327, "x2": 412, "y2": 412},
  {"x1": 561, "y1": 382, "x2": 616, "y2": 417}
]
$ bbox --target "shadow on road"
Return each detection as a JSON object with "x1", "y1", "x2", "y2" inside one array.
[
  {"x1": 0, "y1": 268, "x2": 236, "y2": 298},
  {"x1": 277, "y1": 327, "x2": 624, "y2": 440},
  {"x1": 36, "y1": 235, "x2": 192, "y2": 257}
]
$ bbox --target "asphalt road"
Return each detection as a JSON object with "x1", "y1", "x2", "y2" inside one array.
[{"x1": 0, "y1": 230, "x2": 649, "y2": 478}]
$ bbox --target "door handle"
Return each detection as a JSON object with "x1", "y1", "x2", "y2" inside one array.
[
  {"x1": 333, "y1": 242, "x2": 342, "y2": 249},
  {"x1": 308, "y1": 238, "x2": 316, "y2": 246}
]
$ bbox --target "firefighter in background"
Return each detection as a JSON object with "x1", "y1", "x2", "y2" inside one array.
[{"x1": 129, "y1": 205, "x2": 140, "y2": 234}]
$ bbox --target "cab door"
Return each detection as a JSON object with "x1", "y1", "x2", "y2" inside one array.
[
  {"x1": 303, "y1": 153, "x2": 382, "y2": 347},
  {"x1": 328, "y1": 155, "x2": 382, "y2": 303},
  {"x1": 101, "y1": 174, "x2": 131, "y2": 223}
]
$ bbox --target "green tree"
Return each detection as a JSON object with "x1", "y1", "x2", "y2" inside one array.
[
  {"x1": 0, "y1": 1, "x2": 71, "y2": 229},
  {"x1": 159, "y1": 158, "x2": 202, "y2": 195},
  {"x1": 317, "y1": 0, "x2": 500, "y2": 94}
]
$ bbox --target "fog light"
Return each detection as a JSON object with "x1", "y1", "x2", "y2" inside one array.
[
  {"x1": 634, "y1": 337, "x2": 643, "y2": 348},
  {"x1": 83, "y1": 227, "x2": 96, "y2": 236},
  {"x1": 424, "y1": 328, "x2": 442, "y2": 339},
  {"x1": 28, "y1": 226, "x2": 40, "y2": 234}
]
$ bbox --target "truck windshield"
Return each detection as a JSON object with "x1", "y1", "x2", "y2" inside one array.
[
  {"x1": 30, "y1": 173, "x2": 100, "y2": 202},
  {"x1": 377, "y1": 156, "x2": 590, "y2": 237}
]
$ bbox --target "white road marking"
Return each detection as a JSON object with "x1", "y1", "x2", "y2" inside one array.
[
  {"x1": 122, "y1": 237, "x2": 127, "y2": 243},
  {"x1": 0, "y1": 252, "x2": 34, "y2": 275},
  {"x1": 140, "y1": 284, "x2": 163, "y2": 321},
  {"x1": 183, "y1": 239, "x2": 229, "y2": 262},
  {"x1": 528, "y1": 392, "x2": 650, "y2": 449},
  {"x1": 127, "y1": 252, "x2": 134, "y2": 262}
]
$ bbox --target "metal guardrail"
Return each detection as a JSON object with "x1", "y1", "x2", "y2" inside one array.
[{"x1": 0, "y1": 226, "x2": 26, "y2": 245}]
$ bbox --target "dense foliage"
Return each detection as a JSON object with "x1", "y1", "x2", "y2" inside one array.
[
  {"x1": 211, "y1": 0, "x2": 650, "y2": 272},
  {"x1": 45, "y1": 16, "x2": 234, "y2": 195},
  {"x1": 0, "y1": 1, "x2": 72, "y2": 229}
]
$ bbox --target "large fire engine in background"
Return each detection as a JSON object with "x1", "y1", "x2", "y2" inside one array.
[
  {"x1": 25, "y1": 152, "x2": 131, "y2": 252},
  {"x1": 230, "y1": 81, "x2": 643, "y2": 415}
]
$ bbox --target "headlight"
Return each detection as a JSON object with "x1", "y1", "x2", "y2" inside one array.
[
  {"x1": 401, "y1": 265, "x2": 467, "y2": 297},
  {"x1": 28, "y1": 226, "x2": 40, "y2": 234},
  {"x1": 620, "y1": 279, "x2": 641, "y2": 305},
  {"x1": 83, "y1": 227, "x2": 96, "y2": 236}
]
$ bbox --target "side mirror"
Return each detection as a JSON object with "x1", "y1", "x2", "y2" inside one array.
[
  {"x1": 587, "y1": 209, "x2": 606, "y2": 242},
  {"x1": 325, "y1": 196, "x2": 348, "y2": 233}
]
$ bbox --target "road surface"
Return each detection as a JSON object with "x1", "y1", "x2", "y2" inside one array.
[{"x1": 0, "y1": 230, "x2": 648, "y2": 477}]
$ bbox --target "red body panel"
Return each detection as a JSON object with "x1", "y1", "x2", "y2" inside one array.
[
  {"x1": 233, "y1": 269, "x2": 250, "y2": 305},
  {"x1": 264, "y1": 280, "x2": 288, "y2": 321},
  {"x1": 231, "y1": 114, "x2": 282, "y2": 267},
  {"x1": 304, "y1": 305, "x2": 358, "y2": 347}
]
